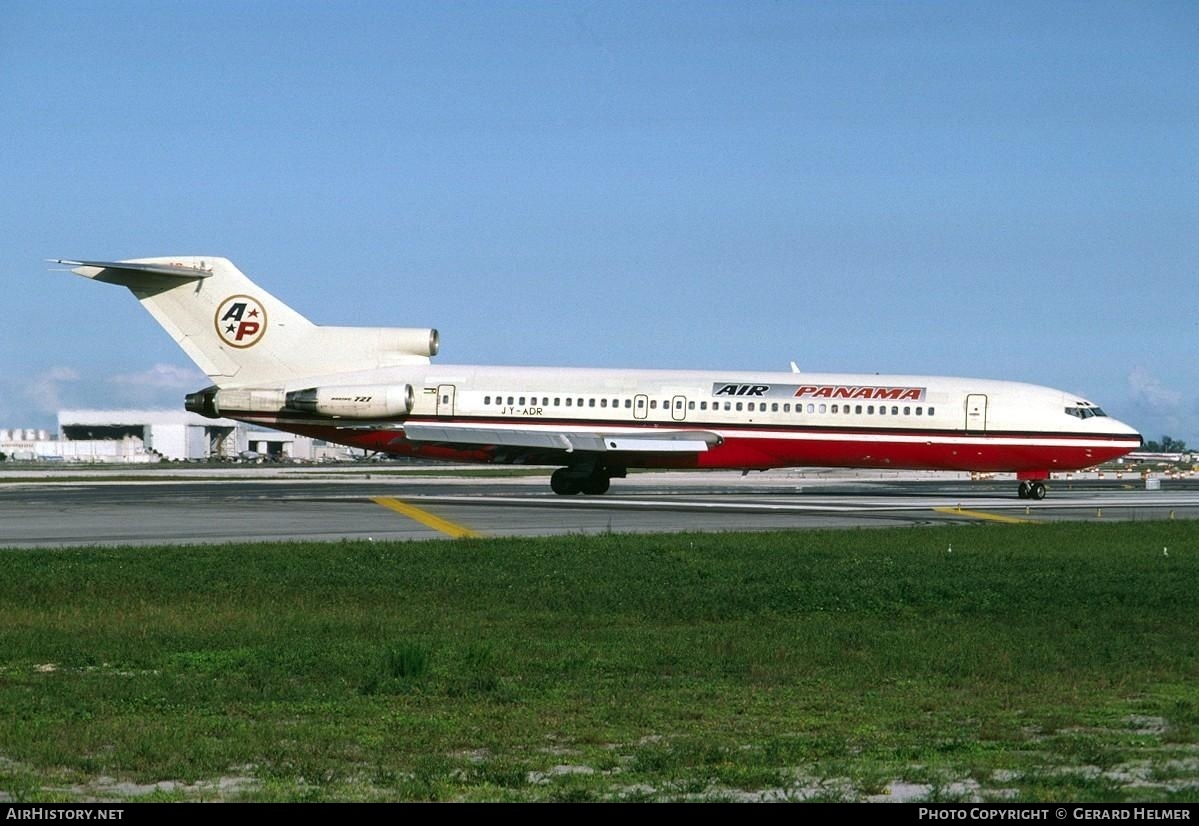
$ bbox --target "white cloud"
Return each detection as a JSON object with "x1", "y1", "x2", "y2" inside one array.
[
  {"x1": 110, "y1": 363, "x2": 206, "y2": 389},
  {"x1": 3, "y1": 364, "x2": 208, "y2": 427},
  {"x1": 23, "y1": 366, "x2": 80, "y2": 413},
  {"x1": 1126, "y1": 366, "x2": 1193, "y2": 442},
  {"x1": 1127, "y1": 366, "x2": 1183, "y2": 413}
]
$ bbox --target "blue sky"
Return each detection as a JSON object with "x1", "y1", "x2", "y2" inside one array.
[{"x1": 2, "y1": 1, "x2": 1196, "y2": 442}]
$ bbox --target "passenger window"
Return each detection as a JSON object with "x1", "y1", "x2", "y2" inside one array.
[
  {"x1": 650, "y1": 400, "x2": 657, "y2": 409},
  {"x1": 747, "y1": 402, "x2": 755, "y2": 412},
  {"x1": 637, "y1": 398, "x2": 645, "y2": 408},
  {"x1": 519, "y1": 397, "x2": 525, "y2": 405},
  {"x1": 600, "y1": 398, "x2": 608, "y2": 408},
  {"x1": 867, "y1": 405, "x2": 874, "y2": 414},
  {"x1": 783, "y1": 403, "x2": 790, "y2": 412},
  {"x1": 625, "y1": 399, "x2": 632, "y2": 408},
  {"x1": 589, "y1": 399, "x2": 596, "y2": 407},
  {"x1": 724, "y1": 402, "x2": 731, "y2": 411},
  {"x1": 688, "y1": 401, "x2": 695, "y2": 410},
  {"x1": 915, "y1": 407, "x2": 922, "y2": 415},
  {"x1": 818, "y1": 404, "x2": 826, "y2": 414},
  {"x1": 904, "y1": 407, "x2": 910, "y2": 416},
  {"x1": 542, "y1": 397, "x2": 549, "y2": 406},
  {"x1": 700, "y1": 401, "x2": 707, "y2": 410},
  {"x1": 855, "y1": 405, "x2": 862, "y2": 414},
  {"x1": 831, "y1": 404, "x2": 838, "y2": 414},
  {"x1": 736, "y1": 402, "x2": 743, "y2": 411},
  {"x1": 507, "y1": 396, "x2": 514, "y2": 405},
  {"x1": 484, "y1": 396, "x2": 490, "y2": 405},
  {"x1": 771, "y1": 403, "x2": 779, "y2": 412},
  {"x1": 676, "y1": 400, "x2": 683, "y2": 409},
  {"x1": 806, "y1": 404, "x2": 814, "y2": 413},
  {"x1": 566, "y1": 398, "x2": 572, "y2": 407},
  {"x1": 928, "y1": 407, "x2": 935, "y2": 416},
  {"x1": 879, "y1": 407, "x2": 886, "y2": 415},
  {"x1": 554, "y1": 397, "x2": 560, "y2": 406}
]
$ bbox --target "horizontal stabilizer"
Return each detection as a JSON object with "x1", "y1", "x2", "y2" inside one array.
[
  {"x1": 402, "y1": 424, "x2": 718, "y2": 454},
  {"x1": 55, "y1": 259, "x2": 213, "y2": 283}
]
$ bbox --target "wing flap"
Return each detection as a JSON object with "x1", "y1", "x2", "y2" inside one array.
[{"x1": 402, "y1": 424, "x2": 718, "y2": 454}]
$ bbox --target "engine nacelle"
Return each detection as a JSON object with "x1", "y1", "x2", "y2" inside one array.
[
  {"x1": 285, "y1": 384, "x2": 415, "y2": 419},
  {"x1": 316, "y1": 326, "x2": 440, "y2": 361},
  {"x1": 185, "y1": 386, "x2": 220, "y2": 418},
  {"x1": 185, "y1": 386, "x2": 286, "y2": 418}
]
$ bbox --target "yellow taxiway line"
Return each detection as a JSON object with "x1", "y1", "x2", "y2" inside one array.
[
  {"x1": 370, "y1": 496, "x2": 481, "y2": 538},
  {"x1": 933, "y1": 506, "x2": 1040, "y2": 525}
]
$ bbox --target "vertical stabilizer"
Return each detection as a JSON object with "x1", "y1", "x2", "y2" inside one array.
[
  {"x1": 61, "y1": 256, "x2": 439, "y2": 387},
  {"x1": 63, "y1": 257, "x2": 316, "y2": 384}
]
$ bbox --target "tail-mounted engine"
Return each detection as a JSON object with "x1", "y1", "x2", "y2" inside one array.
[
  {"x1": 285, "y1": 385, "x2": 415, "y2": 419},
  {"x1": 185, "y1": 384, "x2": 415, "y2": 419}
]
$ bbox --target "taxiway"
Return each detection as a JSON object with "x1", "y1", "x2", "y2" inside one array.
[{"x1": 1, "y1": 468, "x2": 1195, "y2": 547}]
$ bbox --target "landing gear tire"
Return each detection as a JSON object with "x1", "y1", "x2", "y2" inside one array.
[
  {"x1": 581, "y1": 476, "x2": 611, "y2": 495},
  {"x1": 551, "y1": 468, "x2": 580, "y2": 496},
  {"x1": 551, "y1": 466, "x2": 612, "y2": 495},
  {"x1": 1018, "y1": 481, "x2": 1046, "y2": 500}
]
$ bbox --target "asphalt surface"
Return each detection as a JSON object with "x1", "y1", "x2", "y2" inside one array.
[{"x1": 2, "y1": 469, "x2": 1196, "y2": 547}]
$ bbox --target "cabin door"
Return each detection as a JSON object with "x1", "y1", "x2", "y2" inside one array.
[
  {"x1": 437, "y1": 384, "x2": 456, "y2": 417},
  {"x1": 965, "y1": 394, "x2": 987, "y2": 434},
  {"x1": 633, "y1": 394, "x2": 649, "y2": 420}
]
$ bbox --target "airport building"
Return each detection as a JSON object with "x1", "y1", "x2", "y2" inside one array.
[{"x1": 0, "y1": 411, "x2": 356, "y2": 462}]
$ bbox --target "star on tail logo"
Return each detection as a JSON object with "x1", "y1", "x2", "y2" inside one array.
[{"x1": 215, "y1": 295, "x2": 267, "y2": 348}]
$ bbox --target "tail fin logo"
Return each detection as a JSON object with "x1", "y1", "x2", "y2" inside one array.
[{"x1": 215, "y1": 295, "x2": 267, "y2": 348}]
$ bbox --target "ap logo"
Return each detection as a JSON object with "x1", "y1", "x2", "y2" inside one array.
[{"x1": 215, "y1": 295, "x2": 267, "y2": 348}]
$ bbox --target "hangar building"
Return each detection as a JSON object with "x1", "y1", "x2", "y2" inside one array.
[{"x1": 2, "y1": 410, "x2": 350, "y2": 462}]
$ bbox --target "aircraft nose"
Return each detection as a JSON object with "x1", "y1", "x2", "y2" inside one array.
[{"x1": 1111, "y1": 417, "x2": 1142, "y2": 443}]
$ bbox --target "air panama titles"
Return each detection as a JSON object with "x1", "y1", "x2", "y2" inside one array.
[{"x1": 713, "y1": 383, "x2": 927, "y2": 401}]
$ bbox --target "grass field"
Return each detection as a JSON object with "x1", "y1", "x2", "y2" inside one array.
[{"x1": 1, "y1": 523, "x2": 1196, "y2": 802}]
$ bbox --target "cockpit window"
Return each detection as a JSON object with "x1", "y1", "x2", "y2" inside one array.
[{"x1": 1065, "y1": 406, "x2": 1108, "y2": 419}]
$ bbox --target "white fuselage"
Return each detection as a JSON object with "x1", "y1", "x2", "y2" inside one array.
[
  {"x1": 221, "y1": 363, "x2": 1141, "y2": 475},
  {"x1": 65, "y1": 256, "x2": 1142, "y2": 493}
]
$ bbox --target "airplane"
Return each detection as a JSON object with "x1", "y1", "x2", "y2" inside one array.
[{"x1": 58, "y1": 256, "x2": 1142, "y2": 500}]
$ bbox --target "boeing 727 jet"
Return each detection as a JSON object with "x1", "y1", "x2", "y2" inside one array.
[{"x1": 61, "y1": 256, "x2": 1142, "y2": 499}]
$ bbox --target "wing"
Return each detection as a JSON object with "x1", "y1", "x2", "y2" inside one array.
[{"x1": 401, "y1": 423, "x2": 721, "y2": 454}]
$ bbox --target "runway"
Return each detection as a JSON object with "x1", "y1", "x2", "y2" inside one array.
[{"x1": 2, "y1": 468, "x2": 1196, "y2": 547}]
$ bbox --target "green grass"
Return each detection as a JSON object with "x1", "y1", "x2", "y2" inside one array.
[{"x1": 0, "y1": 522, "x2": 1196, "y2": 802}]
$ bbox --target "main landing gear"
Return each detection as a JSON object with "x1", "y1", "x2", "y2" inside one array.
[
  {"x1": 1017, "y1": 481, "x2": 1046, "y2": 500},
  {"x1": 550, "y1": 462, "x2": 624, "y2": 496}
]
